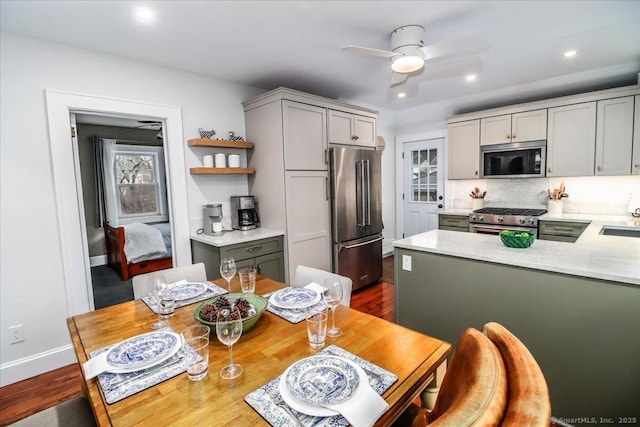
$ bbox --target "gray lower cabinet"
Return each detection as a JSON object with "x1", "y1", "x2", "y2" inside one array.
[
  {"x1": 438, "y1": 214, "x2": 470, "y2": 232},
  {"x1": 538, "y1": 220, "x2": 589, "y2": 243},
  {"x1": 191, "y1": 236, "x2": 285, "y2": 282}
]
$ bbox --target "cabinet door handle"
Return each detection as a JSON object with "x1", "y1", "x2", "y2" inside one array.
[
  {"x1": 351, "y1": 135, "x2": 359, "y2": 141},
  {"x1": 245, "y1": 245, "x2": 263, "y2": 252},
  {"x1": 597, "y1": 165, "x2": 602, "y2": 172},
  {"x1": 512, "y1": 133, "x2": 516, "y2": 139},
  {"x1": 256, "y1": 264, "x2": 261, "y2": 274},
  {"x1": 474, "y1": 170, "x2": 478, "y2": 176},
  {"x1": 448, "y1": 219, "x2": 461, "y2": 223},
  {"x1": 548, "y1": 167, "x2": 552, "y2": 173},
  {"x1": 506, "y1": 134, "x2": 511, "y2": 139},
  {"x1": 635, "y1": 163, "x2": 640, "y2": 168},
  {"x1": 324, "y1": 149, "x2": 328, "y2": 165},
  {"x1": 325, "y1": 176, "x2": 329, "y2": 201}
]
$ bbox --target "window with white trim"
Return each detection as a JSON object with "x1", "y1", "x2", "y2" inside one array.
[{"x1": 103, "y1": 141, "x2": 168, "y2": 225}]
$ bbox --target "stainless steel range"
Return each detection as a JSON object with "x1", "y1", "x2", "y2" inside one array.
[{"x1": 469, "y1": 207, "x2": 547, "y2": 236}]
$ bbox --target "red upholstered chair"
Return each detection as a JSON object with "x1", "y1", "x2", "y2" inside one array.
[
  {"x1": 482, "y1": 322, "x2": 552, "y2": 427},
  {"x1": 393, "y1": 327, "x2": 508, "y2": 426}
]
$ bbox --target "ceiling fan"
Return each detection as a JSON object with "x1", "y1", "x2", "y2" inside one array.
[{"x1": 342, "y1": 25, "x2": 490, "y2": 86}]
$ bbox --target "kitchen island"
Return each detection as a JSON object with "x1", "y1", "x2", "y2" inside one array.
[{"x1": 393, "y1": 217, "x2": 639, "y2": 424}]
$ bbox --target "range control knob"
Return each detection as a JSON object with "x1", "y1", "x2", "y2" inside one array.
[
  {"x1": 496, "y1": 216, "x2": 504, "y2": 223},
  {"x1": 518, "y1": 218, "x2": 526, "y2": 224},
  {"x1": 528, "y1": 218, "x2": 536, "y2": 225},
  {"x1": 478, "y1": 215, "x2": 484, "y2": 222},
  {"x1": 470, "y1": 215, "x2": 477, "y2": 221}
]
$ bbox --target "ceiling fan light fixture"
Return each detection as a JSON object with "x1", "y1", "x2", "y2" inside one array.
[{"x1": 391, "y1": 55, "x2": 424, "y2": 73}]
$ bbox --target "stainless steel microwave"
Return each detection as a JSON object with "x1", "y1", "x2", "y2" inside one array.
[{"x1": 480, "y1": 140, "x2": 546, "y2": 178}]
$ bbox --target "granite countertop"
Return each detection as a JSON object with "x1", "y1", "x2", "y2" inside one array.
[
  {"x1": 394, "y1": 214, "x2": 640, "y2": 285},
  {"x1": 190, "y1": 227, "x2": 284, "y2": 247}
]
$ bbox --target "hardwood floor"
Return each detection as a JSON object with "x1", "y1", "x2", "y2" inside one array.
[{"x1": 0, "y1": 256, "x2": 396, "y2": 425}]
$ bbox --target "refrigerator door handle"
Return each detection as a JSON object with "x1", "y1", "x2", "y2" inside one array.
[
  {"x1": 338, "y1": 236, "x2": 384, "y2": 252},
  {"x1": 356, "y1": 160, "x2": 364, "y2": 227},
  {"x1": 364, "y1": 159, "x2": 371, "y2": 226}
]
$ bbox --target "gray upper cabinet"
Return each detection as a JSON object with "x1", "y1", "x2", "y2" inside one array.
[
  {"x1": 634, "y1": 95, "x2": 640, "y2": 175},
  {"x1": 448, "y1": 120, "x2": 480, "y2": 179},
  {"x1": 480, "y1": 109, "x2": 547, "y2": 146},
  {"x1": 595, "y1": 96, "x2": 634, "y2": 176},
  {"x1": 547, "y1": 102, "x2": 597, "y2": 177},
  {"x1": 328, "y1": 109, "x2": 377, "y2": 147},
  {"x1": 283, "y1": 101, "x2": 327, "y2": 171}
]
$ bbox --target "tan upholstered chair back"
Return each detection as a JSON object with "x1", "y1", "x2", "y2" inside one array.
[
  {"x1": 429, "y1": 327, "x2": 508, "y2": 426},
  {"x1": 482, "y1": 322, "x2": 552, "y2": 427}
]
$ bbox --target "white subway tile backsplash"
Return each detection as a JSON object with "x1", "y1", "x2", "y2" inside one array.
[{"x1": 450, "y1": 176, "x2": 640, "y2": 215}]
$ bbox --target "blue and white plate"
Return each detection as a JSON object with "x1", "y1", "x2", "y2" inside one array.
[
  {"x1": 269, "y1": 287, "x2": 321, "y2": 309},
  {"x1": 166, "y1": 282, "x2": 208, "y2": 301},
  {"x1": 105, "y1": 331, "x2": 181, "y2": 373},
  {"x1": 285, "y1": 356, "x2": 360, "y2": 406}
]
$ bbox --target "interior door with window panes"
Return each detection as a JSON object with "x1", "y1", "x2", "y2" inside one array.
[{"x1": 402, "y1": 138, "x2": 444, "y2": 237}]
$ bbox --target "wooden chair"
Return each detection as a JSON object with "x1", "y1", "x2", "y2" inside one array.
[
  {"x1": 131, "y1": 263, "x2": 207, "y2": 299},
  {"x1": 8, "y1": 396, "x2": 96, "y2": 427},
  {"x1": 482, "y1": 322, "x2": 551, "y2": 427},
  {"x1": 292, "y1": 265, "x2": 353, "y2": 307},
  {"x1": 393, "y1": 327, "x2": 508, "y2": 427}
]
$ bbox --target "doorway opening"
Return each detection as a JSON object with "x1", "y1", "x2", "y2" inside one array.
[
  {"x1": 74, "y1": 114, "x2": 171, "y2": 308},
  {"x1": 45, "y1": 90, "x2": 190, "y2": 316}
]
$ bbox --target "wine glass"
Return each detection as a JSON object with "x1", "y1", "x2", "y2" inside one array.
[
  {"x1": 220, "y1": 258, "x2": 237, "y2": 292},
  {"x1": 150, "y1": 275, "x2": 168, "y2": 330},
  {"x1": 323, "y1": 278, "x2": 343, "y2": 337},
  {"x1": 216, "y1": 307, "x2": 243, "y2": 379}
]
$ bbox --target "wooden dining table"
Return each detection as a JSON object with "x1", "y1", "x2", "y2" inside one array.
[{"x1": 67, "y1": 275, "x2": 451, "y2": 426}]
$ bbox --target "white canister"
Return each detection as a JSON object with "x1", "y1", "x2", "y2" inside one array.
[
  {"x1": 472, "y1": 198, "x2": 484, "y2": 211},
  {"x1": 214, "y1": 153, "x2": 226, "y2": 168},
  {"x1": 228, "y1": 154, "x2": 240, "y2": 168},
  {"x1": 548, "y1": 199, "x2": 563, "y2": 215},
  {"x1": 203, "y1": 155, "x2": 214, "y2": 168}
]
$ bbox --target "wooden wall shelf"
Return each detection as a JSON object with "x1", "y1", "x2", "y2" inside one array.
[
  {"x1": 188, "y1": 138, "x2": 254, "y2": 149},
  {"x1": 190, "y1": 167, "x2": 255, "y2": 175}
]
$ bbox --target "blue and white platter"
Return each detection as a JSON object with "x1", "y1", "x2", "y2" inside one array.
[
  {"x1": 105, "y1": 331, "x2": 181, "y2": 373},
  {"x1": 269, "y1": 287, "x2": 321, "y2": 309},
  {"x1": 166, "y1": 282, "x2": 208, "y2": 301},
  {"x1": 285, "y1": 356, "x2": 360, "y2": 407}
]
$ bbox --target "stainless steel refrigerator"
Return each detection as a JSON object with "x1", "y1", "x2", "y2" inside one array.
[{"x1": 330, "y1": 146, "x2": 383, "y2": 290}]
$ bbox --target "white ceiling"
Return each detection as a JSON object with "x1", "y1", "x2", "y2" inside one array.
[{"x1": 2, "y1": 1, "x2": 639, "y2": 127}]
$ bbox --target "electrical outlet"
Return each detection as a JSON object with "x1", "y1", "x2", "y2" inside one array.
[
  {"x1": 402, "y1": 255, "x2": 412, "y2": 271},
  {"x1": 8, "y1": 325, "x2": 24, "y2": 344}
]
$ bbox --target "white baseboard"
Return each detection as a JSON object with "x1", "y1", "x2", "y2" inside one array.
[
  {"x1": 382, "y1": 240, "x2": 395, "y2": 257},
  {"x1": 90, "y1": 255, "x2": 107, "y2": 267},
  {"x1": 0, "y1": 344, "x2": 77, "y2": 387}
]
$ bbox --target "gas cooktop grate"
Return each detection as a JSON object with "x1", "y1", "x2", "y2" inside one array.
[{"x1": 472, "y1": 207, "x2": 547, "y2": 216}]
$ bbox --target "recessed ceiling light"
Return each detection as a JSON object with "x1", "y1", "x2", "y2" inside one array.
[
  {"x1": 134, "y1": 7, "x2": 156, "y2": 23},
  {"x1": 397, "y1": 93, "x2": 406, "y2": 98},
  {"x1": 465, "y1": 74, "x2": 477, "y2": 82},
  {"x1": 563, "y1": 50, "x2": 578, "y2": 58}
]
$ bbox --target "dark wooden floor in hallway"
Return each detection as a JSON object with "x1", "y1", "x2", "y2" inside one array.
[{"x1": 0, "y1": 256, "x2": 396, "y2": 425}]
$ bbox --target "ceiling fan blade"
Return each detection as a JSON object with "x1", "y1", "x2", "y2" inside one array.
[
  {"x1": 390, "y1": 71, "x2": 408, "y2": 86},
  {"x1": 342, "y1": 45, "x2": 396, "y2": 59},
  {"x1": 420, "y1": 34, "x2": 490, "y2": 62}
]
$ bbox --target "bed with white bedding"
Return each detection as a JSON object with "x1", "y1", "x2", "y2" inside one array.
[{"x1": 104, "y1": 221, "x2": 173, "y2": 281}]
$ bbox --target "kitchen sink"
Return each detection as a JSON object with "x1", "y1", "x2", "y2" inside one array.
[{"x1": 600, "y1": 226, "x2": 640, "y2": 238}]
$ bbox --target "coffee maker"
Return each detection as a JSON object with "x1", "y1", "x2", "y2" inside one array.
[
  {"x1": 203, "y1": 203, "x2": 223, "y2": 236},
  {"x1": 230, "y1": 196, "x2": 260, "y2": 231}
]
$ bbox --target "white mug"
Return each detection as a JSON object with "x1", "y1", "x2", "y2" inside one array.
[
  {"x1": 203, "y1": 155, "x2": 214, "y2": 168},
  {"x1": 212, "y1": 222, "x2": 223, "y2": 234},
  {"x1": 214, "y1": 153, "x2": 226, "y2": 168},
  {"x1": 228, "y1": 154, "x2": 240, "y2": 168}
]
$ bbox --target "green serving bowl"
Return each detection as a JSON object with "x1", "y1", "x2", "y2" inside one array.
[
  {"x1": 194, "y1": 293, "x2": 268, "y2": 332},
  {"x1": 500, "y1": 230, "x2": 535, "y2": 248}
]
